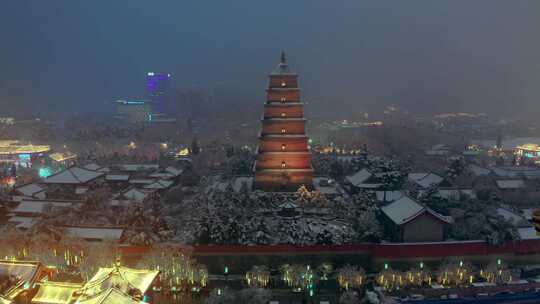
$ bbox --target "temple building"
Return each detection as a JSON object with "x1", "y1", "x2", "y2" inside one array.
[{"x1": 254, "y1": 52, "x2": 313, "y2": 191}]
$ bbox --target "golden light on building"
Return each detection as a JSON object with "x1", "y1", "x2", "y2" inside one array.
[{"x1": 176, "y1": 147, "x2": 190, "y2": 156}]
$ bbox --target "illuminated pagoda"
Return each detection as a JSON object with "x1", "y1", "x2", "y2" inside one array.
[{"x1": 254, "y1": 52, "x2": 313, "y2": 191}]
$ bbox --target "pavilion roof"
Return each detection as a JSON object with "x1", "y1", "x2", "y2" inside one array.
[
  {"x1": 0, "y1": 296, "x2": 12, "y2": 304},
  {"x1": 0, "y1": 260, "x2": 43, "y2": 300},
  {"x1": 31, "y1": 281, "x2": 83, "y2": 304},
  {"x1": 76, "y1": 288, "x2": 139, "y2": 304},
  {"x1": 79, "y1": 265, "x2": 158, "y2": 300}
]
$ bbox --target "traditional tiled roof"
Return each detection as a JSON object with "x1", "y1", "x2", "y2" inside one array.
[
  {"x1": 345, "y1": 169, "x2": 372, "y2": 187},
  {"x1": 105, "y1": 174, "x2": 130, "y2": 182},
  {"x1": 0, "y1": 260, "x2": 43, "y2": 300},
  {"x1": 0, "y1": 296, "x2": 12, "y2": 304},
  {"x1": 12, "y1": 199, "x2": 78, "y2": 215},
  {"x1": 42, "y1": 167, "x2": 104, "y2": 185},
  {"x1": 79, "y1": 265, "x2": 159, "y2": 300},
  {"x1": 31, "y1": 281, "x2": 82, "y2": 304},
  {"x1": 408, "y1": 172, "x2": 444, "y2": 189},
  {"x1": 77, "y1": 288, "x2": 139, "y2": 304},
  {"x1": 381, "y1": 196, "x2": 452, "y2": 226},
  {"x1": 143, "y1": 179, "x2": 174, "y2": 190},
  {"x1": 117, "y1": 164, "x2": 159, "y2": 172},
  {"x1": 14, "y1": 183, "x2": 45, "y2": 197},
  {"x1": 83, "y1": 163, "x2": 102, "y2": 171}
]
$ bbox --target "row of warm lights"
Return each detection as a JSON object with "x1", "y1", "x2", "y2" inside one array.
[{"x1": 378, "y1": 259, "x2": 512, "y2": 291}]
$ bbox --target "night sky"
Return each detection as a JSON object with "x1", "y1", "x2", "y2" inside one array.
[{"x1": 1, "y1": 1, "x2": 539, "y2": 118}]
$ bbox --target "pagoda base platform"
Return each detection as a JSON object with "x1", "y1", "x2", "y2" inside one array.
[{"x1": 254, "y1": 169, "x2": 314, "y2": 192}]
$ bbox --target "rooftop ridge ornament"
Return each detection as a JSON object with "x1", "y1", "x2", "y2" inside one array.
[{"x1": 281, "y1": 51, "x2": 287, "y2": 64}]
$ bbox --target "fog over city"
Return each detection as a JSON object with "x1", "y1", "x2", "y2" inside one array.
[
  {"x1": 1, "y1": 1, "x2": 540, "y2": 119},
  {"x1": 3, "y1": 2, "x2": 540, "y2": 304}
]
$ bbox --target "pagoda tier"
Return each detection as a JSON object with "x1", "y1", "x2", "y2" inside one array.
[{"x1": 254, "y1": 52, "x2": 313, "y2": 191}]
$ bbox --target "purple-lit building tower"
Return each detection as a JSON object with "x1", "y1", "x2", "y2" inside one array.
[{"x1": 146, "y1": 72, "x2": 171, "y2": 115}]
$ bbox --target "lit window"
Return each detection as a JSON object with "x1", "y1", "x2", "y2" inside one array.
[
  {"x1": 281, "y1": 129, "x2": 286, "y2": 134},
  {"x1": 281, "y1": 113, "x2": 286, "y2": 117},
  {"x1": 281, "y1": 82, "x2": 286, "y2": 87},
  {"x1": 281, "y1": 161, "x2": 286, "y2": 168},
  {"x1": 281, "y1": 144, "x2": 286, "y2": 151},
  {"x1": 281, "y1": 97, "x2": 286, "y2": 102}
]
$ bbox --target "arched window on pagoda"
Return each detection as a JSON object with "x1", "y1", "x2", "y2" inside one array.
[
  {"x1": 281, "y1": 112, "x2": 286, "y2": 117},
  {"x1": 281, "y1": 82, "x2": 286, "y2": 87},
  {"x1": 281, "y1": 97, "x2": 286, "y2": 103},
  {"x1": 281, "y1": 144, "x2": 286, "y2": 151},
  {"x1": 281, "y1": 161, "x2": 286, "y2": 168}
]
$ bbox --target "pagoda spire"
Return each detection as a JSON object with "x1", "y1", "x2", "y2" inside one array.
[{"x1": 280, "y1": 51, "x2": 287, "y2": 64}]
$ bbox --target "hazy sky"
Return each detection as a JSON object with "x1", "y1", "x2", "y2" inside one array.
[{"x1": 1, "y1": 1, "x2": 539, "y2": 118}]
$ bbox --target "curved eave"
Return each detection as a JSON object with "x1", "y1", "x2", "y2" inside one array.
[
  {"x1": 264, "y1": 102, "x2": 304, "y2": 106},
  {"x1": 255, "y1": 168, "x2": 314, "y2": 173},
  {"x1": 258, "y1": 134, "x2": 308, "y2": 139},
  {"x1": 257, "y1": 151, "x2": 310, "y2": 155},
  {"x1": 260, "y1": 118, "x2": 306, "y2": 122}
]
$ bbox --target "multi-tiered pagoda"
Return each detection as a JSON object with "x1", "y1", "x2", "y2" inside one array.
[{"x1": 254, "y1": 52, "x2": 313, "y2": 191}]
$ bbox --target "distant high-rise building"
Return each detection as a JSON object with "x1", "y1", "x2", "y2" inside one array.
[
  {"x1": 146, "y1": 72, "x2": 171, "y2": 115},
  {"x1": 254, "y1": 52, "x2": 314, "y2": 191}
]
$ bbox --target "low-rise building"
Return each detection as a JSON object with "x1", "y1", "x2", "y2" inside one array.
[{"x1": 381, "y1": 195, "x2": 452, "y2": 242}]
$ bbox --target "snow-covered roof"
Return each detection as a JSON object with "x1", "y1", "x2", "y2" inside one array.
[
  {"x1": 105, "y1": 174, "x2": 130, "y2": 181},
  {"x1": 346, "y1": 169, "x2": 372, "y2": 186},
  {"x1": 492, "y1": 166, "x2": 540, "y2": 179},
  {"x1": 32, "y1": 281, "x2": 83, "y2": 304},
  {"x1": 115, "y1": 188, "x2": 150, "y2": 203},
  {"x1": 12, "y1": 199, "x2": 77, "y2": 214},
  {"x1": 118, "y1": 164, "x2": 159, "y2": 172},
  {"x1": 496, "y1": 179, "x2": 525, "y2": 189},
  {"x1": 42, "y1": 167, "x2": 104, "y2": 184},
  {"x1": 374, "y1": 190, "x2": 404, "y2": 202},
  {"x1": 83, "y1": 163, "x2": 102, "y2": 171},
  {"x1": 77, "y1": 288, "x2": 139, "y2": 304},
  {"x1": 518, "y1": 227, "x2": 540, "y2": 240},
  {"x1": 496, "y1": 208, "x2": 529, "y2": 227},
  {"x1": 381, "y1": 196, "x2": 452, "y2": 225},
  {"x1": 97, "y1": 167, "x2": 110, "y2": 172},
  {"x1": 7, "y1": 216, "x2": 36, "y2": 229},
  {"x1": 0, "y1": 260, "x2": 42, "y2": 298},
  {"x1": 143, "y1": 179, "x2": 174, "y2": 190},
  {"x1": 279, "y1": 201, "x2": 298, "y2": 209},
  {"x1": 64, "y1": 226, "x2": 124, "y2": 241},
  {"x1": 165, "y1": 166, "x2": 183, "y2": 176},
  {"x1": 408, "y1": 172, "x2": 444, "y2": 188},
  {"x1": 14, "y1": 183, "x2": 45, "y2": 197},
  {"x1": 469, "y1": 164, "x2": 491, "y2": 176},
  {"x1": 82, "y1": 266, "x2": 159, "y2": 298},
  {"x1": 128, "y1": 178, "x2": 155, "y2": 185},
  {"x1": 426, "y1": 188, "x2": 476, "y2": 200}
]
